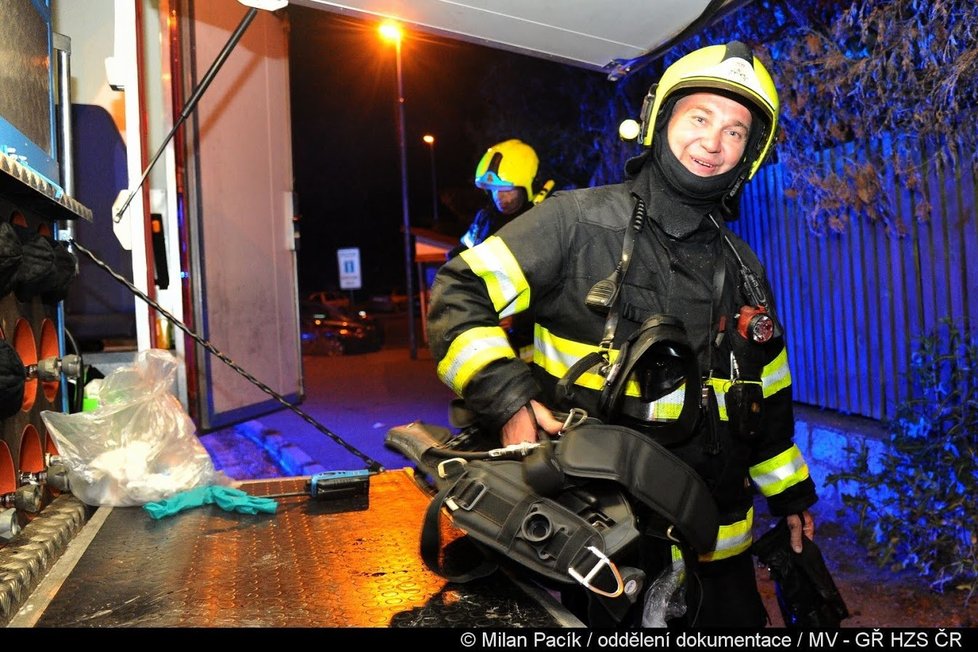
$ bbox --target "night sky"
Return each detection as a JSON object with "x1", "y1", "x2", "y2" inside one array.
[{"x1": 287, "y1": 6, "x2": 614, "y2": 297}]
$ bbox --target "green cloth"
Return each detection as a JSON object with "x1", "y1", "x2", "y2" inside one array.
[{"x1": 144, "y1": 485, "x2": 278, "y2": 519}]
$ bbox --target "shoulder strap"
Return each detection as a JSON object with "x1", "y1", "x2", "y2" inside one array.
[
  {"x1": 420, "y1": 482, "x2": 499, "y2": 583},
  {"x1": 555, "y1": 424, "x2": 719, "y2": 553},
  {"x1": 558, "y1": 196, "x2": 648, "y2": 406},
  {"x1": 597, "y1": 196, "x2": 647, "y2": 349}
]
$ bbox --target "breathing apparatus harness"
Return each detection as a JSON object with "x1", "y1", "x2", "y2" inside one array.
[
  {"x1": 540, "y1": 183, "x2": 790, "y2": 469},
  {"x1": 386, "y1": 413, "x2": 720, "y2": 624}
]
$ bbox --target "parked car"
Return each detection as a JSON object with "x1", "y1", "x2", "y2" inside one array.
[
  {"x1": 304, "y1": 289, "x2": 351, "y2": 310},
  {"x1": 300, "y1": 301, "x2": 383, "y2": 355}
]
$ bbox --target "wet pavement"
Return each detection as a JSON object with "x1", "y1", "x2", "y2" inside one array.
[{"x1": 201, "y1": 311, "x2": 456, "y2": 477}]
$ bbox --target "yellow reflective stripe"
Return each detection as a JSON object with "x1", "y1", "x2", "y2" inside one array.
[
  {"x1": 762, "y1": 347, "x2": 791, "y2": 397},
  {"x1": 699, "y1": 508, "x2": 754, "y2": 562},
  {"x1": 534, "y1": 325, "x2": 615, "y2": 390},
  {"x1": 630, "y1": 384, "x2": 686, "y2": 419},
  {"x1": 437, "y1": 326, "x2": 515, "y2": 394},
  {"x1": 707, "y1": 377, "x2": 763, "y2": 422},
  {"x1": 670, "y1": 545, "x2": 684, "y2": 563},
  {"x1": 749, "y1": 444, "x2": 810, "y2": 497},
  {"x1": 534, "y1": 325, "x2": 694, "y2": 417},
  {"x1": 459, "y1": 236, "x2": 530, "y2": 318}
]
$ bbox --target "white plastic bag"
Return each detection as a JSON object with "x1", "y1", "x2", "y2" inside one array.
[
  {"x1": 642, "y1": 556, "x2": 688, "y2": 627},
  {"x1": 41, "y1": 349, "x2": 226, "y2": 506}
]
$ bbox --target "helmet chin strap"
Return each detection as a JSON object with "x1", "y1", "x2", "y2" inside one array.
[{"x1": 719, "y1": 175, "x2": 747, "y2": 221}]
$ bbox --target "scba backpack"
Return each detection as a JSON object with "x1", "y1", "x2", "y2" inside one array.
[{"x1": 389, "y1": 421, "x2": 720, "y2": 621}]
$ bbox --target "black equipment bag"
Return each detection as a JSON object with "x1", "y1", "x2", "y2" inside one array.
[
  {"x1": 0, "y1": 222, "x2": 23, "y2": 299},
  {"x1": 752, "y1": 518, "x2": 850, "y2": 628},
  {"x1": 0, "y1": 339, "x2": 26, "y2": 419}
]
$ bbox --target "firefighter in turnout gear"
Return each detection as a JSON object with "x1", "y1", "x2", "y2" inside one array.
[
  {"x1": 427, "y1": 42, "x2": 817, "y2": 627},
  {"x1": 450, "y1": 139, "x2": 552, "y2": 363},
  {"x1": 452, "y1": 139, "x2": 542, "y2": 256}
]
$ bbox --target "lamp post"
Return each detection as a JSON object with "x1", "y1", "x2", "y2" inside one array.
[
  {"x1": 380, "y1": 21, "x2": 417, "y2": 360},
  {"x1": 422, "y1": 134, "x2": 439, "y2": 225}
]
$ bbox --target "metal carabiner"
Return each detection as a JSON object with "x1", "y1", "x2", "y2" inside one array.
[{"x1": 560, "y1": 408, "x2": 589, "y2": 434}]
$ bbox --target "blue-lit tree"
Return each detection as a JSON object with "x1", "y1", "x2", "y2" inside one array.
[
  {"x1": 673, "y1": 0, "x2": 978, "y2": 236},
  {"x1": 475, "y1": 1, "x2": 978, "y2": 237},
  {"x1": 827, "y1": 321, "x2": 978, "y2": 598}
]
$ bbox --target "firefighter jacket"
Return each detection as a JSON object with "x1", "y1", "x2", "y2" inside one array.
[
  {"x1": 427, "y1": 159, "x2": 818, "y2": 563},
  {"x1": 449, "y1": 199, "x2": 532, "y2": 258},
  {"x1": 449, "y1": 199, "x2": 536, "y2": 360}
]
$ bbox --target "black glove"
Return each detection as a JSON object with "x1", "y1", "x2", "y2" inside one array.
[{"x1": 752, "y1": 517, "x2": 850, "y2": 628}]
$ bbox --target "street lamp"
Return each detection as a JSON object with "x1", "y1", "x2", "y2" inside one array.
[
  {"x1": 422, "y1": 134, "x2": 439, "y2": 225},
  {"x1": 379, "y1": 20, "x2": 418, "y2": 360}
]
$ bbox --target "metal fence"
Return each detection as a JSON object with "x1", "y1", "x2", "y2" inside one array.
[{"x1": 735, "y1": 137, "x2": 978, "y2": 421}]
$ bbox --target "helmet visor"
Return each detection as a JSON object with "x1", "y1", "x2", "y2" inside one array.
[{"x1": 475, "y1": 170, "x2": 517, "y2": 191}]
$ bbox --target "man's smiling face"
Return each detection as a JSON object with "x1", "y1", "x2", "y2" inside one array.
[{"x1": 666, "y1": 92, "x2": 752, "y2": 176}]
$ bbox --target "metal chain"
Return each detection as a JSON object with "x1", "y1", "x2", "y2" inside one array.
[{"x1": 70, "y1": 238, "x2": 384, "y2": 472}]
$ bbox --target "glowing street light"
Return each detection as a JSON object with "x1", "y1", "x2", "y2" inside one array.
[
  {"x1": 378, "y1": 20, "x2": 401, "y2": 43},
  {"x1": 379, "y1": 20, "x2": 418, "y2": 359},
  {"x1": 422, "y1": 134, "x2": 439, "y2": 225}
]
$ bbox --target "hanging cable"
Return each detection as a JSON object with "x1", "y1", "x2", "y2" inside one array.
[
  {"x1": 69, "y1": 238, "x2": 384, "y2": 472},
  {"x1": 62, "y1": 326, "x2": 86, "y2": 413}
]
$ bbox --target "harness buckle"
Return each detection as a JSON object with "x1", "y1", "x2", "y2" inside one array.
[
  {"x1": 451, "y1": 480, "x2": 488, "y2": 511},
  {"x1": 568, "y1": 545, "x2": 625, "y2": 598},
  {"x1": 437, "y1": 457, "x2": 467, "y2": 479}
]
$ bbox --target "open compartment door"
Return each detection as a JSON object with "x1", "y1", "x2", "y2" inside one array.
[{"x1": 181, "y1": 0, "x2": 301, "y2": 430}]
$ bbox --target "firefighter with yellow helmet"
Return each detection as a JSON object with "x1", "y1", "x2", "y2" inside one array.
[
  {"x1": 450, "y1": 139, "x2": 552, "y2": 362},
  {"x1": 428, "y1": 42, "x2": 817, "y2": 627},
  {"x1": 451, "y1": 138, "x2": 546, "y2": 255}
]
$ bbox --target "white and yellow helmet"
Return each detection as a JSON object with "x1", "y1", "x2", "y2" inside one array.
[
  {"x1": 474, "y1": 139, "x2": 539, "y2": 199},
  {"x1": 632, "y1": 41, "x2": 779, "y2": 180}
]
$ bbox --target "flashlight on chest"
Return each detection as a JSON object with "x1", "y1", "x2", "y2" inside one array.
[{"x1": 736, "y1": 305, "x2": 774, "y2": 344}]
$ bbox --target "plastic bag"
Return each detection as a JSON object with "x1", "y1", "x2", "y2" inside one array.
[
  {"x1": 642, "y1": 556, "x2": 687, "y2": 627},
  {"x1": 41, "y1": 349, "x2": 228, "y2": 506}
]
